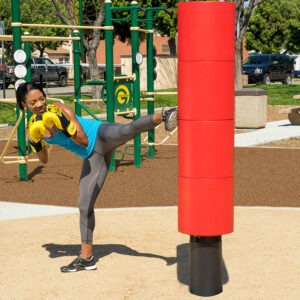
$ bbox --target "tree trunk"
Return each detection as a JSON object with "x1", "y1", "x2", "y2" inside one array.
[
  {"x1": 235, "y1": 41, "x2": 243, "y2": 91},
  {"x1": 51, "y1": 0, "x2": 104, "y2": 102},
  {"x1": 86, "y1": 48, "x2": 101, "y2": 101},
  {"x1": 168, "y1": 38, "x2": 177, "y2": 56}
]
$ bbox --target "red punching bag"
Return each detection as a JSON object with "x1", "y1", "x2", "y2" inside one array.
[{"x1": 178, "y1": 2, "x2": 235, "y2": 236}]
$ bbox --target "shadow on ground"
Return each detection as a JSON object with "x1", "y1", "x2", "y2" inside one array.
[{"x1": 42, "y1": 242, "x2": 229, "y2": 287}]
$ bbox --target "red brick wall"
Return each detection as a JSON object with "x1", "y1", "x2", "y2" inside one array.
[{"x1": 95, "y1": 36, "x2": 171, "y2": 64}]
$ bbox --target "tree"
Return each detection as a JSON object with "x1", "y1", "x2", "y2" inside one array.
[
  {"x1": 0, "y1": 0, "x2": 13, "y2": 63},
  {"x1": 153, "y1": 0, "x2": 180, "y2": 55},
  {"x1": 0, "y1": 0, "x2": 68, "y2": 61},
  {"x1": 1, "y1": 0, "x2": 269, "y2": 92},
  {"x1": 108, "y1": 1, "x2": 181, "y2": 55},
  {"x1": 289, "y1": 18, "x2": 300, "y2": 53},
  {"x1": 234, "y1": 0, "x2": 267, "y2": 90},
  {"x1": 171, "y1": 1, "x2": 267, "y2": 89},
  {"x1": 245, "y1": 0, "x2": 300, "y2": 54},
  {"x1": 21, "y1": 0, "x2": 68, "y2": 57},
  {"x1": 52, "y1": 0, "x2": 105, "y2": 99},
  {"x1": 110, "y1": 0, "x2": 177, "y2": 47},
  {"x1": 51, "y1": 0, "x2": 177, "y2": 98}
]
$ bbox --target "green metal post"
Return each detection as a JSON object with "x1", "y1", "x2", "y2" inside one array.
[
  {"x1": 12, "y1": 0, "x2": 27, "y2": 180},
  {"x1": 104, "y1": 0, "x2": 114, "y2": 123},
  {"x1": 73, "y1": 30, "x2": 82, "y2": 116},
  {"x1": 131, "y1": 1, "x2": 142, "y2": 168},
  {"x1": 24, "y1": 32, "x2": 32, "y2": 152},
  {"x1": 146, "y1": 9, "x2": 155, "y2": 158},
  {"x1": 24, "y1": 32, "x2": 31, "y2": 83},
  {"x1": 105, "y1": 0, "x2": 116, "y2": 171}
]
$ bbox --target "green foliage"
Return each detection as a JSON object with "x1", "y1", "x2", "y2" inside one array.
[
  {"x1": 21, "y1": 0, "x2": 69, "y2": 55},
  {"x1": 109, "y1": 1, "x2": 181, "y2": 41},
  {"x1": 0, "y1": 0, "x2": 69, "y2": 60},
  {"x1": 70, "y1": 0, "x2": 182, "y2": 50},
  {"x1": 0, "y1": 0, "x2": 11, "y2": 34},
  {"x1": 153, "y1": 1, "x2": 182, "y2": 39},
  {"x1": 245, "y1": 0, "x2": 300, "y2": 53}
]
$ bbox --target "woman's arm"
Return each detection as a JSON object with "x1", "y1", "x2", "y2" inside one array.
[
  {"x1": 52, "y1": 102, "x2": 88, "y2": 147},
  {"x1": 37, "y1": 147, "x2": 48, "y2": 164}
]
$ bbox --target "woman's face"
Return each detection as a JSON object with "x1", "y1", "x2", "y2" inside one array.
[{"x1": 23, "y1": 89, "x2": 47, "y2": 115}]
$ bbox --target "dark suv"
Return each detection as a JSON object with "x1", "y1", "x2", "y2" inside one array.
[
  {"x1": 243, "y1": 54, "x2": 294, "y2": 85},
  {"x1": 31, "y1": 57, "x2": 68, "y2": 87}
]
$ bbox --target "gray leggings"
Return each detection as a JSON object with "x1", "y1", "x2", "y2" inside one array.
[{"x1": 78, "y1": 115, "x2": 156, "y2": 243}]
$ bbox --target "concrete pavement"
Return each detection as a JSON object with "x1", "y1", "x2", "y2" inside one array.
[
  {"x1": 1, "y1": 83, "x2": 91, "y2": 99},
  {"x1": 234, "y1": 119, "x2": 300, "y2": 147},
  {"x1": 0, "y1": 201, "x2": 78, "y2": 220}
]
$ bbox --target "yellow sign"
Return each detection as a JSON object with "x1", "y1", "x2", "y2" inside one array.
[{"x1": 115, "y1": 84, "x2": 130, "y2": 105}]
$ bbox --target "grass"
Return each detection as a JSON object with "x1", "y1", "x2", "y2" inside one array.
[
  {"x1": 0, "y1": 88, "x2": 178, "y2": 124},
  {"x1": 1, "y1": 83, "x2": 300, "y2": 124},
  {"x1": 0, "y1": 103, "x2": 17, "y2": 124},
  {"x1": 246, "y1": 81, "x2": 300, "y2": 105}
]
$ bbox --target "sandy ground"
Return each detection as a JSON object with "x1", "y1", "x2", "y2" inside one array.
[
  {"x1": 0, "y1": 105, "x2": 300, "y2": 299},
  {"x1": 0, "y1": 207, "x2": 299, "y2": 300}
]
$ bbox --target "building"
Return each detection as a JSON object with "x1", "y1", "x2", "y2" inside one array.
[{"x1": 95, "y1": 35, "x2": 171, "y2": 64}]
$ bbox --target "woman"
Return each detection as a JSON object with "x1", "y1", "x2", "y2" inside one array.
[{"x1": 16, "y1": 82, "x2": 177, "y2": 272}]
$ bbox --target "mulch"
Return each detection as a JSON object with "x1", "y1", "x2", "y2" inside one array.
[{"x1": 1, "y1": 140, "x2": 300, "y2": 208}]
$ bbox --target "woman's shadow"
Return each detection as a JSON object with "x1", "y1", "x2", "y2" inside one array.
[
  {"x1": 42, "y1": 242, "x2": 229, "y2": 286},
  {"x1": 42, "y1": 243, "x2": 177, "y2": 266}
]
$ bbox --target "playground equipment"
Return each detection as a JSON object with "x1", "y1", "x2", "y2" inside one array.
[
  {"x1": 1, "y1": 0, "x2": 172, "y2": 180},
  {"x1": 92, "y1": 1, "x2": 173, "y2": 170},
  {"x1": 178, "y1": 2, "x2": 234, "y2": 296}
]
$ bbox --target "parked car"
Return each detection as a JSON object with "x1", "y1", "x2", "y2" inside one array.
[
  {"x1": 0, "y1": 65, "x2": 15, "y2": 89},
  {"x1": 242, "y1": 53, "x2": 294, "y2": 85},
  {"x1": 31, "y1": 57, "x2": 68, "y2": 87}
]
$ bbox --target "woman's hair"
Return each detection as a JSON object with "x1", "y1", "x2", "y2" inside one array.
[{"x1": 16, "y1": 82, "x2": 46, "y2": 111}]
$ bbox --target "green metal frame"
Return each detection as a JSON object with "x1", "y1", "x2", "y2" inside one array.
[
  {"x1": 103, "y1": 1, "x2": 168, "y2": 168},
  {"x1": 11, "y1": 0, "x2": 168, "y2": 179},
  {"x1": 145, "y1": 9, "x2": 155, "y2": 158},
  {"x1": 12, "y1": 0, "x2": 27, "y2": 180},
  {"x1": 24, "y1": 32, "x2": 33, "y2": 154}
]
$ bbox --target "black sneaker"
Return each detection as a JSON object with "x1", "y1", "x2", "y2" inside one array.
[
  {"x1": 162, "y1": 108, "x2": 178, "y2": 131},
  {"x1": 60, "y1": 255, "x2": 97, "y2": 273}
]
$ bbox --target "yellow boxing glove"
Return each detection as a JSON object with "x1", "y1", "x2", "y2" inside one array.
[
  {"x1": 28, "y1": 114, "x2": 46, "y2": 153},
  {"x1": 42, "y1": 104, "x2": 77, "y2": 137},
  {"x1": 29, "y1": 139, "x2": 45, "y2": 154}
]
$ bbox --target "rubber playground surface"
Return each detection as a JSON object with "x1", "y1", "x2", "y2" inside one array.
[{"x1": 0, "y1": 131, "x2": 300, "y2": 299}]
